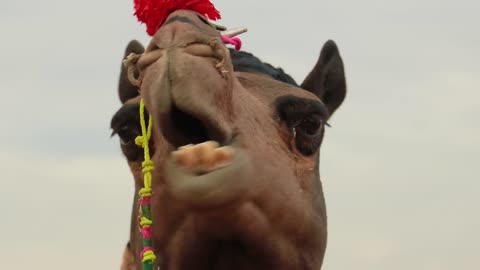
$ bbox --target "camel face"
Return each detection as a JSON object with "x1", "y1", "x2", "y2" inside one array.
[{"x1": 112, "y1": 10, "x2": 346, "y2": 270}]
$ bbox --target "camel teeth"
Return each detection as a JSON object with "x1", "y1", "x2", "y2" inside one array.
[{"x1": 172, "y1": 141, "x2": 234, "y2": 172}]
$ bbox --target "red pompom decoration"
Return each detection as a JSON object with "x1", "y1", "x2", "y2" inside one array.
[{"x1": 134, "y1": 0, "x2": 221, "y2": 36}]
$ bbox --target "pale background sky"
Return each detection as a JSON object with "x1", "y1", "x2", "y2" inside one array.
[{"x1": 1, "y1": 0, "x2": 478, "y2": 269}]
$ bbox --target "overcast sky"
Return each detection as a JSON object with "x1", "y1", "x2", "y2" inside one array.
[{"x1": 1, "y1": 1, "x2": 479, "y2": 269}]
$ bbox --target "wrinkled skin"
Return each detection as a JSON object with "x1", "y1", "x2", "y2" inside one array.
[{"x1": 112, "y1": 10, "x2": 346, "y2": 270}]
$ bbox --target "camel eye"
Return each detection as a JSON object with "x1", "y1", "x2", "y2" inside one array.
[
  {"x1": 117, "y1": 125, "x2": 137, "y2": 145},
  {"x1": 291, "y1": 114, "x2": 324, "y2": 156},
  {"x1": 275, "y1": 95, "x2": 328, "y2": 156},
  {"x1": 111, "y1": 104, "x2": 145, "y2": 161},
  {"x1": 296, "y1": 116, "x2": 322, "y2": 137}
]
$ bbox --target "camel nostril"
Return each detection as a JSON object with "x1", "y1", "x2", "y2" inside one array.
[
  {"x1": 196, "y1": 14, "x2": 227, "y2": 31},
  {"x1": 197, "y1": 14, "x2": 211, "y2": 26}
]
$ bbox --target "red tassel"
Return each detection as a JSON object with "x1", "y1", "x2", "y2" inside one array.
[{"x1": 134, "y1": 0, "x2": 221, "y2": 36}]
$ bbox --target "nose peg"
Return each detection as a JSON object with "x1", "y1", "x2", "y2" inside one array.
[{"x1": 220, "y1": 27, "x2": 248, "y2": 38}]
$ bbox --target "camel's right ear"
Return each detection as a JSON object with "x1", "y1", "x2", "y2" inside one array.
[
  {"x1": 301, "y1": 40, "x2": 346, "y2": 118},
  {"x1": 118, "y1": 40, "x2": 145, "y2": 104}
]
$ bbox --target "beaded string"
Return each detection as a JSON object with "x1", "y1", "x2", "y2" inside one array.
[{"x1": 135, "y1": 98, "x2": 156, "y2": 270}]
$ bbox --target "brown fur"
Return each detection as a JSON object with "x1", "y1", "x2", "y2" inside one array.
[
  {"x1": 120, "y1": 243, "x2": 137, "y2": 270},
  {"x1": 112, "y1": 10, "x2": 346, "y2": 270}
]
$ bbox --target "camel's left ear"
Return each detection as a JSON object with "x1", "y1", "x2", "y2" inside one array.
[
  {"x1": 301, "y1": 40, "x2": 346, "y2": 118},
  {"x1": 119, "y1": 40, "x2": 145, "y2": 104}
]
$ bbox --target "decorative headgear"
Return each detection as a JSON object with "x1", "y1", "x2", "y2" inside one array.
[{"x1": 134, "y1": 0, "x2": 222, "y2": 36}]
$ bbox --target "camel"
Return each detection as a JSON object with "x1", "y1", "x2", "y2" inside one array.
[{"x1": 111, "y1": 10, "x2": 346, "y2": 270}]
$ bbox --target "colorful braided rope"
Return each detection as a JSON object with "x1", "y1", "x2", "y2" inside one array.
[{"x1": 135, "y1": 98, "x2": 156, "y2": 270}]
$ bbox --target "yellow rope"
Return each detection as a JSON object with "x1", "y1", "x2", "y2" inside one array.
[
  {"x1": 136, "y1": 99, "x2": 155, "y2": 198},
  {"x1": 135, "y1": 98, "x2": 157, "y2": 268}
]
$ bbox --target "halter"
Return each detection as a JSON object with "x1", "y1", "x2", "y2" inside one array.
[{"x1": 135, "y1": 98, "x2": 156, "y2": 270}]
